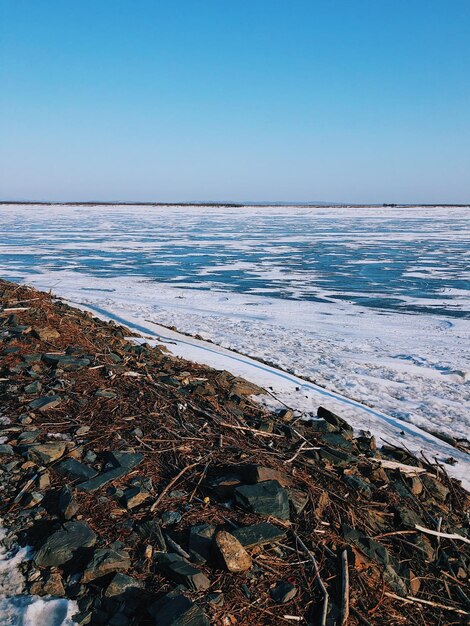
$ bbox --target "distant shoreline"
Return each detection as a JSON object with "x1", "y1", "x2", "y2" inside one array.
[{"x1": 1, "y1": 201, "x2": 469, "y2": 208}]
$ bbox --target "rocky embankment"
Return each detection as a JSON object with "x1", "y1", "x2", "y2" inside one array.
[{"x1": 0, "y1": 279, "x2": 469, "y2": 625}]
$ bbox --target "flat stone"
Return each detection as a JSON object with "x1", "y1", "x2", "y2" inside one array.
[
  {"x1": 288, "y1": 488, "x2": 309, "y2": 514},
  {"x1": 75, "y1": 426, "x2": 91, "y2": 436},
  {"x1": 0, "y1": 444, "x2": 14, "y2": 456},
  {"x1": 161, "y1": 510, "x2": 182, "y2": 526},
  {"x1": 82, "y1": 548, "x2": 131, "y2": 583},
  {"x1": 78, "y1": 466, "x2": 133, "y2": 492},
  {"x1": 108, "y1": 451, "x2": 144, "y2": 470},
  {"x1": 34, "y1": 521, "x2": 96, "y2": 567},
  {"x1": 317, "y1": 406, "x2": 353, "y2": 436},
  {"x1": 420, "y1": 474, "x2": 449, "y2": 502},
  {"x1": 189, "y1": 524, "x2": 216, "y2": 564},
  {"x1": 95, "y1": 389, "x2": 117, "y2": 398},
  {"x1": 343, "y1": 475, "x2": 373, "y2": 499},
  {"x1": 24, "y1": 381, "x2": 43, "y2": 394},
  {"x1": 157, "y1": 553, "x2": 211, "y2": 591},
  {"x1": 104, "y1": 573, "x2": 143, "y2": 598},
  {"x1": 395, "y1": 506, "x2": 424, "y2": 529},
  {"x1": 237, "y1": 464, "x2": 292, "y2": 487},
  {"x1": 28, "y1": 395, "x2": 62, "y2": 412},
  {"x1": 270, "y1": 580, "x2": 297, "y2": 603},
  {"x1": 148, "y1": 592, "x2": 210, "y2": 626},
  {"x1": 308, "y1": 418, "x2": 338, "y2": 434},
  {"x1": 42, "y1": 354, "x2": 91, "y2": 371},
  {"x1": 56, "y1": 458, "x2": 98, "y2": 483},
  {"x1": 319, "y1": 447, "x2": 356, "y2": 468},
  {"x1": 234, "y1": 480, "x2": 290, "y2": 520},
  {"x1": 27, "y1": 442, "x2": 67, "y2": 464},
  {"x1": 231, "y1": 522, "x2": 286, "y2": 548},
  {"x1": 215, "y1": 531, "x2": 252, "y2": 573},
  {"x1": 32, "y1": 327, "x2": 61, "y2": 341},
  {"x1": 58, "y1": 486, "x2": 79, "y2": 519},
  {"x1": 121, "y1": 486, "x2": 150, "y2": 509}
]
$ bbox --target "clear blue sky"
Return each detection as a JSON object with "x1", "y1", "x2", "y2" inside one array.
[{"x1": 1, "y1": 1, "x2": 469, "y2": 203}]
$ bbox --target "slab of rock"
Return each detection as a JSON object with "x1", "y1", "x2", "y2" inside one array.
[
  {"x1": 343, "y1": 475, "x2": 373, "y2": 499},
  {"x1": 27, "y1": 442, "x2": 67, "y2": 464},
  {"x1": 395, "y1": 506, "x2": 424, "y2": 529},
  {"x1": 308, "y1": 418, "x2": 338, "y2": 434},
  {"x1": 104, "y1": 573, "x2": 143, "y2": 598},
  {"x1": 317, "y1": 406, "x2": 353, "y2": 437},
  {"x1": 237, "y1": 464, "x2": 292, "y2": 488},
  {"x1": 420, "y1": 474, "x2": 449, "y2": 502},
  {"x1": 108, "y1": 451, "x2": 144, "y2": 470},
  {"x1": 58, "y1": 486, "x2": 79, "y2": 519},
  {"x1": 234, "y1": 480, "x2": 290, "y2": 520},
  {"x1": 42, "y1": 354, "x2": 91, "y2": 371},
  {"x1": 189, "y1": 524, "x2": 216, "y2": 564},
  {"x1": 28, "y1": 395, "x2": 62, "y2": 412},
  {"x1": 24, "y1": 381, "x2": 42, "y2": 394},
  {"x1": 121, "y1": 486, "x2": 150, "y2": 509},
  {"x1": 157, "y1": 553, "x2": 211, "y2": 591},
  {"x1": 56, "y1": 458, "x2": 98, "y2": 483},
  {"x1": 30, "y1": 571, "x2": 65, "y2": 596},
  {"x1": 82, "y1": 548, "x2": 131, "y2": 583},
  {"x1": 148, "y1": 592, "x2": 210, "y2": 626},
  {"x1": 231, "y1": 522, "x2": 286, "y2": 548},
  {"x1": 0, "y1": 444, "x2": 14, "y2": 456},
  {"x1": 77, "y1": 453, "x2": 142, "y2": 492},
  {"x1": 270, "y1": 580, "x2": 297, "y2": 603},
  {"x1": 34, "y1": 521, "x2": 97, "y2": 567},
  {"x1": 32, "y1": 327, "x2": 61, "y2": 341},
  {"x1": 215, "y1": 531, "x2": 252, "y2": 573}
]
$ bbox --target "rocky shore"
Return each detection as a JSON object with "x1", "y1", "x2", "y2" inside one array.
[{"x1": 0, "y1": 279, "x2": 469, "y2": 625}]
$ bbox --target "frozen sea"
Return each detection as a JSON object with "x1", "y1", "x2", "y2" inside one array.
[{"x1": 1, "y1": 204, "x2": 469, "y2": 483}]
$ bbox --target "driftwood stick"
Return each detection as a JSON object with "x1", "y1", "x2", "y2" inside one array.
[
  {"x1": 340, "y1": 549, "x2": 349, "y2": 626},
  {"x1": 292, "y1": 531, "x2": 329, "y2": 626},
  {"x1": 415, "y1": 524, "x2": 470, "y2": 545},
  {"x1": 219, "y1": 422, "x2": 284, "y2": 438},
  {"x1": 383, "y1": 592, "x2": 469, "y2": 616}
]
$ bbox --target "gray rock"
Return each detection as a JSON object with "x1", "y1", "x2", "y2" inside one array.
[
  {"x1": 188, "y1": 524, "x2": 215, "y2": 564},
  {"x1": 343, "y1": 475, "x2": 373, "y2": 499},
  {"x1": 18, "y1": 430, "x2": 40, "y2": 445},
  {"x1": 78, "y1": 467, "x2": 133, "y2": 492},
  {"x1": 161, "y1": 510, "x2": 182, "y2": 526},
  {"x1": 121, "y1": 486, "x2": 150, "y2": 509},
  {"x1": 317, "y1": 406, "x2": 353, "y2": 437},
  {"x1": 270, "y1": 580, "x2": 297, "y2": 603},
  {"x1": 104, "y1": 573, "x2": 143, "y2": 597},
  {"x1": 82, "y1": 548, "x2": 131, "y2": 583},
  {"x1": 24, "y1": 381, "x2": 43, "y2": 394},
  {"x1": 108, "y1": 451, "x2": 144, "y2": 470},
  {"x1": 42, "y1": 354, "x2": 91, "y2": 371},
  {"x1": 395, "y1": 506, "x2": 424, "y2": 529},
  {"x1": 308, "y1": 418, "x2": 337, "y2": 434},
  {"x1": 148, "y1": 592, "x2": 210, "y2": 626},
  {"x1": 231, "y1": 522, "x2": 286, "y2": 548},
  {"x1": 234, "y1": 480, "x2": 290, "y2": 520},
  {"x1": 58, "y1": 486, "x2": 79, "y2": 519},
  {"x1": 34, "y1": 521, "x2": 97, "y2": 567},
  {"x1": 420, "y1": 474, "x2": 450, "y2": 502},
  {"x1": 56, "y1": 458, "x2": 98, "y2": 483},
  {"x1": 28, "y1": 395, "x2": 62, "y2": 412},
  {"x1": 95, "y1": 390, "x2": 117, "y2": 398},
  {"x1": 0, "y1": 444, "x2": 14, "y2": 456},
  {"x1": 157, "y1": 553, "x2": 211, "y2": 591},
  {"x1": 27, "y1": 442, "x2": 67, "y2": 464}
]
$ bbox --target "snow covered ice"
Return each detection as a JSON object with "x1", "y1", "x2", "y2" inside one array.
[{"x1": 1, "y1": 203, "x2": 469, "y2": 486}]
